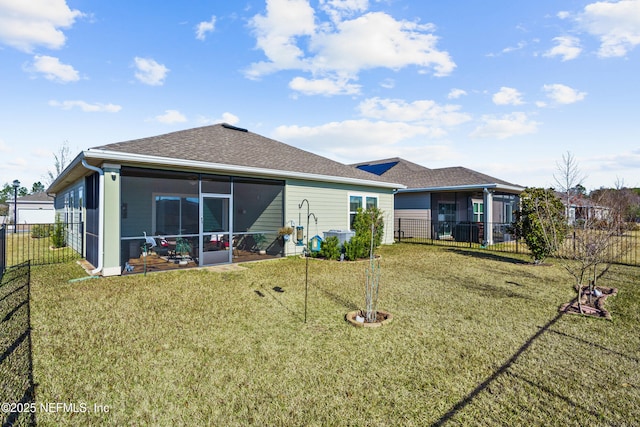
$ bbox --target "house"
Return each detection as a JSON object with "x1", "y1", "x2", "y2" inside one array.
[
  {"x1": 6, "y1": 192, "x2": 55, "y2": 225},
  {"x1": 558, "y1": 192, "x2": 610, "y2": 225},
  {"x1": 47, "y1": 124, "x2": 404, "y2": 276},
  {"x1": 352, "y1": 158, "x2": 524, "y2": 245}
]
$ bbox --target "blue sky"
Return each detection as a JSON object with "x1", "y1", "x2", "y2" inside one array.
[{"x1": 1, "y1": 0, "x2": 639, "y2": 191}]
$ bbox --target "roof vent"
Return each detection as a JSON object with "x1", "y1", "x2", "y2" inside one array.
[{"x1": 222, "y1": 123, "x2": 248, "y2": 132}]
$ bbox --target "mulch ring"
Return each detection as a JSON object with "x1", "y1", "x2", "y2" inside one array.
[{"x1": 559, "y1": 285, "x2": 618, "y2": 320}]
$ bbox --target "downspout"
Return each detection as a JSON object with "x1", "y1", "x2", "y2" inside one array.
[{"x1": 81, "y1": 159, "x2": 104, "y2": 275}]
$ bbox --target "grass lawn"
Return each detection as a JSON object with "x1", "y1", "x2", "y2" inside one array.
[{"x1": 29, "y1": 244, "x2": 639, "y2": 426}]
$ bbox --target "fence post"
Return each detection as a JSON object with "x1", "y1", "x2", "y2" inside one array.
[
  {"x1": 398, "y1": 218, "x2": 401, "y2": 243},
  {"x1": 0, "y1": 225, "x2": 5, "y2": 281}
]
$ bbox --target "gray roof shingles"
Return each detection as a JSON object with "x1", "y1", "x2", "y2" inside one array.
[
  {"x1": 352, "y1": 157, "x2": 522, "y2": 189},
  {"x1": 91, "y1": 124, "x2": 395, "y2": 184}
]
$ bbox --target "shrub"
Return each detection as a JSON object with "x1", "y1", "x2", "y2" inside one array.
[
  {"x1": 319, "y1": 236, "x2": 341, "y2": 260},
  {"x1": 344, "y1": 207, "x2": 384, "y2": 261},
  {"x1": 50, "y1": 214, "x2": 67, "y2": 248},
  {"x1": 31, "y1": 224, "x2": 51, "y2": 239},
  {"x1": 510, "y1": 187, "x2": 566, "y2": 263},
  {"x1": 343, "y1": 237, "x2": 366, "y2": 261}
]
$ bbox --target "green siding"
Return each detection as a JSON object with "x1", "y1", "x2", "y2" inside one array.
[
  {"x1": 284, "y1": 180, "x2": 395, "y2": 255},
  {"x1": 102, "y1": 165, "x2": 121, "y2": 274}
]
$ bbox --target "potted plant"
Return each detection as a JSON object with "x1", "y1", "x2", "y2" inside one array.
[
  {"x1": 175, "y1": 237, "x2": 192, "y2": 265},
  {"x1": 278, "y1": 226, "x2": 294, "y2": 241},
  {"x1": 254, "y1": 233, "x2": 268, "y2": 255}
]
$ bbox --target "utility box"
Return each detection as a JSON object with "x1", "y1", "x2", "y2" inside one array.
[{"x1": 323, "y1": 230, "x2": 355, "y2": 246}]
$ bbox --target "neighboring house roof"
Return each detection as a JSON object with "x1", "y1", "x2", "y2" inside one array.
[
  {"x1": 7, "y1": 192, "x2": 54, "y2": 205},
  {"x1": 556, "y1": 192, "x2": 608, "y2": 210},
  {"x1": 49, "y1": 124, "x2": 404, "y2": 193},
  {"x1": 22, "y1": 193, "x2": 54, "y2": 203},
  {"x1": 352, "y1": 157, "x2": 524, "y2": 193}
]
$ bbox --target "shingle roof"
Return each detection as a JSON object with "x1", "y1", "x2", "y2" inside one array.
[
  {"x1": 15, "y1": 192, "x2": 54, "y2": 203},
  {"x1": 91, "y1": 124, "x2": 395, "y2": 184},
  {"x1": 352, "y1": 158, "x2": 523, "y2": 190}
]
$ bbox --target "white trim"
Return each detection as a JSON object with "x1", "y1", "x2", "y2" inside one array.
[
  {"x1": 397, "y1": 183, "x2": 524, "y2": 193},
  {"x1": 85, "y1": 149, "x2": 404, "y2": 190},
  {"x1": 347, "y1": 192, "x2": 379, "y2": 231},
  {"x1": 102, "y1": 266, "x2": 122, "y2": 277}
]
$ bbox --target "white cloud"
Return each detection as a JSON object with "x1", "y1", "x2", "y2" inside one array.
[
  {"x1": 154, "y1": 110, "x2": 187, "y2": 124},
  {"x1": 492, "y1": 87, "x2": 524, "y2": 106},
  {"x1": 195, "y1": 15, "x2": 216, "y2": 41},
  {"x1": 447, "y1": 88, "x2": 467, "y2": 99},
  {"x1": 274, "y1": 119, "x2": 440, "y2": 162},
  {"x1": 197, "y1": 112, "x2": 240, "y2": 125},
  {"x1": 502, "y1": 41, "x2": 526, "y2": 54},
  {"x1": 320, "y1": 0, "x2": 369, "y2": 22},
  {"x1": 133, "y1": 57, "x2": 169, "y2": 86},
  {"x1": 246, "y1": 0, "x2": 316, "y2": 78},
  {"x1": 0, "y1": 0, "x2": 83, "y2": 52},
  {"x1": 247, "y1": 1, "x2": 455, "y2": 95},
  {"x1": 289, "y1": 76, "x2": 361, "y2": 95},
  {"x1": 470, "y1": 112, "x2": 540, "y2": 139},
  {"x1": 379, "y1": 78, "x2": 395, "y2": 89},
  {"x1": 578, "y1": 0, "x2": 640, "y2": 57},
  {"x1": 48, "y1": 100, "x2": 122, "y2": 112},
  {"x1": 544, "y1": 36, "x2": 582, "y2": 61},
  {"x1": 542, "y1": 83, "x2": 587, "y2": 104},
  {"x1": 309, "y1": 12, "x2": 454, "y2": 77},
  {"x1": 358, "y1": 97, "x2": 471, "y2": 128},
  {"x1": 29, "y1": 55, "x2": 79, "y2": 83}
]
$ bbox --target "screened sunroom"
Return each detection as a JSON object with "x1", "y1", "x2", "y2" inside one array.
[{"x1": 119, "y1": 167, "x2": 285, "y2": 273}]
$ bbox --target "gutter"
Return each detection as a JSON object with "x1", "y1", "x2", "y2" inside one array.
[
  {"x1": 396, "y1": 183, "x2": 524, "y2": 193},
  {"x1": 81, "y1": 159, "x2": 104, "y2": 275}
]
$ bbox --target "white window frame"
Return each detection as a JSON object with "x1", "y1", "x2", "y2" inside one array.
[
  {"x1": 348, "y1": 193, "x2": 379, "y2": 230},
  {"x1": 473, "y1": 201, "x2": 484, "y2": 223}
]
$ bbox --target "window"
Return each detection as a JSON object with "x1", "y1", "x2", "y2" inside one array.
[
  {"x1": 349, "y1": 194, "x2": 378, "y2": 228},
  {"x1": 154, "y1": 195, "x2": 199, "y2": 235},
  {"x1": 473, "y1": 202, "x2": 484, "y2": 222}
]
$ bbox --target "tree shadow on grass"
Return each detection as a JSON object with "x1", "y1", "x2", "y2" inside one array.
[
  {"x1": 545, "y1": 328, "x2": 639, "y2": 363},
  {"x1": 431, "y1": 311, "x2": 564, "y2": 426},
  {"x1": 257, "y1": 285, "x2": 304, "y2": 323},
  {"x1": 447, "y1": 248, "x2": 531, "y2": 265},
  {"x1": 311, "y1": 283, "x2": 359, "y2": 312}
]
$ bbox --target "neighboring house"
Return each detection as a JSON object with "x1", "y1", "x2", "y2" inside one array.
[
  {"x1": 559, "y1": 193, "x2": 610, "y2": 225},
  {"x1": 6, "y1": 192, "x2": 55, "y2": 225},
  {"x1": 47, "y1": 124, "x2": 403, "y2": 276},
  {"x1": 353, "y1": 158, "x2": 524, "y2": 245}
]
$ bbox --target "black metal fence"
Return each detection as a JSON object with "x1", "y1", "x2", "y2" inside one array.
[
  {"x1": 0, "y1": 225, "x2": 6, "y2": 282},
  {"x1": 3, "y1": 222, "x2": 83, "y2": 268},
  {"x1": 395, "y1": 218, "x2": 639, "y2": 267},
  {"x1": 0, "y1": 261, "x2": 36, "y2": 427}
]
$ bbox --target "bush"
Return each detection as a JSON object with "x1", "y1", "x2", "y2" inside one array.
[
  {"x1": 343, "y1": 237, "x2": 366, "y2": 261},
  {"x1": 319, "y1": 236, "x2": 341, "y2": 260},
  {"x1": 510, "y1": 187, "x2": 566, "y2": 263},
  {"x1": 50, "y1": 214, "x2": 67, "y2": 248},
  {"x1": 31, "y1": 224, "x2": 51, "y2": 239},
  {"x1": 344, "y1": 207, "x2": 384, "y2": 261}
]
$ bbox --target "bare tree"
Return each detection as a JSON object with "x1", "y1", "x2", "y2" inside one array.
[
  {"x1": 46, "y1": 140, "x2": 72, "y2": 186},
  {"x1": 553, "y1": 151, "x2": 586, "y2": 223},
  {"x1": 535, "y1": 184, "x2": 632, "y2": 315}
]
